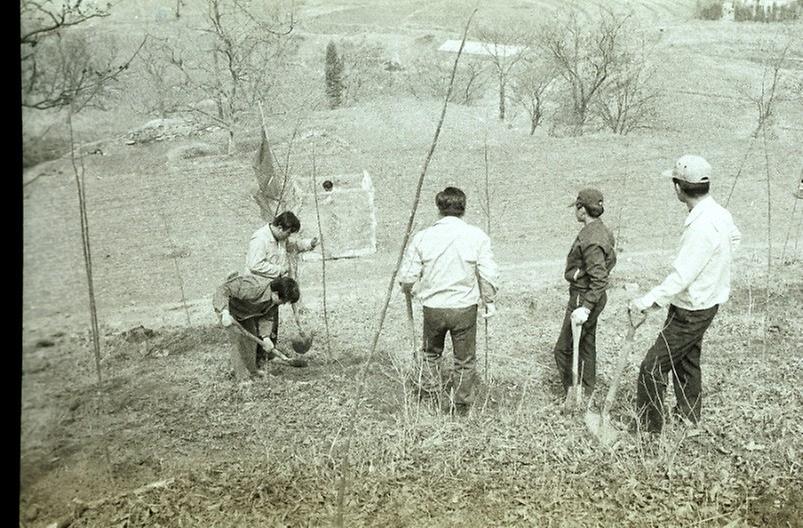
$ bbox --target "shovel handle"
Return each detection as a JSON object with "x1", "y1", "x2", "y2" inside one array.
[
  {"x1": 230, "y1": 318, "x2": 279, "y2": 355},
  {"x1": 404, "y1": 290, "x2": 417, "y2": 359},
  {"x1": 570, "y1": 319, "x2": 582, "y2": 403},
  {"x1": 600, "y1": 311, "x2": 643, "y2": 417}
]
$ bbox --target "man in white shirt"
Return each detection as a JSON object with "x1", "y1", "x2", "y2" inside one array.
[
  {"x1": 630, "y1": 155, "x2": 742, "y2": 433},
  {"x1": 245, "y1": 211, "x2": 317, "y2": 350},
  {"x1": 399, "y1": 187, "x2": 499, "y2": 414}
]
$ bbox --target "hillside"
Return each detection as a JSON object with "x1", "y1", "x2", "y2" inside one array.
[{"x1": 19, "y1": 1, "x2": 803, "y2": 527}]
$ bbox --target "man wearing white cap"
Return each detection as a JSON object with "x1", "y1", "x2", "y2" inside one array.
[{"x1": 629, "y1": 155, "x2": 741, "y2": 434}]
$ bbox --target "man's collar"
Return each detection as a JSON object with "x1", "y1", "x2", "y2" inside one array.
[
  {"x1": 434, "y1": 215, "x2": 464, "y2": 226},
  {"x1": 684, "y1": 195, "x2": 715, "y2": 227}
]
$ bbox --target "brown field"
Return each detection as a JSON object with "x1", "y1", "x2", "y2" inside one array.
[{"x1": 20, "y1": 1, "x2": 803, "y2": 526}]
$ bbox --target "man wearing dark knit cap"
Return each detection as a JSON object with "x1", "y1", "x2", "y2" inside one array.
[{"x1": 553, "y1": 188, "x2": 617, "y2": 399}]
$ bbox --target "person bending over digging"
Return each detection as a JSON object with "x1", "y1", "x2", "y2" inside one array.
[
  {"x1": 553, "y1": 188, "x2": 617, "y2": 400},
  {"x1": 629, "y1": 155, "x2": 741, "y2": 434},
  {"x1": 398, "y1": 187, "x2": 499, "y2": 415},
  {"x1": 213, "y1": 274, "x2": 300, "y2": 381},
  {"x1": 245, "y1": 210, "x2": 318, "y2": 343}
]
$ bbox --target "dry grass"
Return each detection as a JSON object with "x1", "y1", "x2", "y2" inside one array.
[
  {"x1": 19, "y1": 261, "x2": 803, "y2": 527},
  {"x1": 20, "y1": 2, "x2": 803, "y2": 526}
]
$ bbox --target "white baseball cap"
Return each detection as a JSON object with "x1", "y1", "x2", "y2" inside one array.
[{"x1": 662, "y1": 155, "x2": 712, "y2": 184}]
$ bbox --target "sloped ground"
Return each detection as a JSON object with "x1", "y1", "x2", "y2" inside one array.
[
  {"x1": 20, "y1": 3, "x2": 803, "y2": 526},
  {"x1": 19, "y1": 264, "x2": 803, "y2": 527}
]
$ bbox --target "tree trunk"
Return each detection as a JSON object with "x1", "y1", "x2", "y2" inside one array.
[
  {"x1": 226, "y1": 128, "x2": 235, "y2": 155},
  {"x1": 498, "y1": 78, "x2": 506, "y2": 120}
]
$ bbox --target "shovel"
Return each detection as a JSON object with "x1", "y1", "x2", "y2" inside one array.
[
  {"x1": 404, "y1": 290, "x2": 417, "y2": 360},
  {"x1": 585, "y1": 309, "x2": 645, "y2": 445},
  {"x1": 564, "y1": 319, "x2": 583, "y2": 412},
  {"x1": 230, "y1": 318, "x2": 309, "y2": 368}
]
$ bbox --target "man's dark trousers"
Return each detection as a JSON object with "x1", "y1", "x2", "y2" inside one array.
[
  {"x1": 636, "y1": 304, "x2": 719, "y2": 433},
  {"x1": 420, "y1": 305, "x2": 478, "y2": 407},
  {"x1": 554, "y1": 289, "x2": 607, "y2": 395}
]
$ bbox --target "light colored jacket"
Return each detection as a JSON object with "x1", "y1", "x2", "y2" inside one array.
[
  {"x1": 641, "y1": 196, "x2": 741, "y2": 310},
  {"x1": 245, "y1": 224, "x2": 315, "y2": 279},
  {"x1": 399, "y1": 216, "x2": 499, "y2": 309}
]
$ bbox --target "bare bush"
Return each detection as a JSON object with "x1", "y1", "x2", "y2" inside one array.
[
  {"x1": 338, "y1": 38, "x2": 389, "y2": 105},
  {"x1": 593, "y1": 45, "x2": 662, "y2": 135},
  {"x1": 538, "y1": 7, "x2": 631, "y2": 135},
  {"x1": 405, "y1": 55, "x2": 488, "y2": 105},
  {"x1": 694, "y1": 0, "x2": 723, "y2": 20}
]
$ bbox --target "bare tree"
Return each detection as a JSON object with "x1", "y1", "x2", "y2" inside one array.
[
  {"x1": 510, "y1": 56, "x2": 558, "y2": 135},
  {"x1": 135, "y1": 37, "x2": 190, "y2": 118},
  {"x1": 476, "y1": 26, "x2": 530, "y2": 120},
  {"x1": 154, "y1": 0, "x2": 296, "y2": 154},
  {"x1": 593, "y1": 45, "x2": 662, "y2": 135},
  {"x1": 538, "y1": 7, "x2": 631, "y2": 135},
  {"x1": 20, "y1": 0, "x2": 142, "y2": 111}
]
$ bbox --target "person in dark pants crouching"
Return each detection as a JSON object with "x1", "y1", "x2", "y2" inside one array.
[
  {"x1": 630, "y1": 155, "x2": 741, "y2": 433},
  {"x1": 553, "y1": 188, "x2": 617, "y2": 399}
]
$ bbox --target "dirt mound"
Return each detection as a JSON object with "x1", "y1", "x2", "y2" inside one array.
[{"x1": 126, "y1": 118, "x2": 214, "y2": 145}]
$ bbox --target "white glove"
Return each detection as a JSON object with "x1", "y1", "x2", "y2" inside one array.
[
  {"x1": 220, "y1": 309, "x2": 234, "y2": 327},
  {"x1": 629, "y1": 296, "x2": 653, "y2": 314},
  {"x1": 482, "y1": 303, "x2": 497, "y2": 319},
  {"x1": 571, "y1": 306, "x2": 590, "y2": 325}
]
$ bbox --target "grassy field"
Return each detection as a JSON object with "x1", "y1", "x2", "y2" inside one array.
[{"x1": 20, "y1": 1, "x2": 803, "y2": 526}]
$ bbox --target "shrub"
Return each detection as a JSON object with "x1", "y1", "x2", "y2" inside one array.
[
  {"x1": 404, "y1": 55, "x2": 489, "y2": 105},
  {"x1": 694, "y1": 0, "x2": 723, "y2": 19},
  {"x1": 325, "y1": 41, "x2": 344, "y2": 109}
]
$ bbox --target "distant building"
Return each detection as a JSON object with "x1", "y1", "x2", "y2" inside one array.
[{"x1": 438, "y1": 39, "x2": 523, "y2": 58}]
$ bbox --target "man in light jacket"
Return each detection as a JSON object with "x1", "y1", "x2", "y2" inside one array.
[
  {"x1": 630, "y1": 155, "x2": 741, "y2": 433},
  {"x1": 399, "y1": 187, "x2": 499, "y2": 415}
]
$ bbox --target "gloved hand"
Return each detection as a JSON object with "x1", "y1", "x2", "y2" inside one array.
[
  {"x1": 482, "y1": 303, "x2": 497, "y2": 319},
  {"x1": 629, "y1": 296, "x2": 653, "y2": 314},
  {"x1": 220, "y1": 309, "x2": 234, "y2": 327},
  {"x1": 309, "y1": 237, "x2": 319, "y2": 250},
  {"x1": 571, "y1": 306, "x2": 590, "y2": 325}
]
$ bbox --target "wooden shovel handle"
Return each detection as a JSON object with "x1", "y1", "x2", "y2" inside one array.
[
  {"x1": 404, "y1": 291, "x2": 417, "y2": 359},
  {"x1": 229, "y1": 318, "x2": 284, "y2": 359}
]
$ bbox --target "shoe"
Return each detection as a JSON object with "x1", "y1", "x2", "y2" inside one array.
[
  {"x1": 453, "y1": 404, "x2": 470, "y2": 417},
  {"x1": 628, "y1": 418, "x2": 661, "y2": 436}
]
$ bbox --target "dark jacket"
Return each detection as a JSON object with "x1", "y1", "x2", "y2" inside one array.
[
  {"x1": 564, "y1": 220, "x2": 617, "y2": 310},
  {"x1": 212, "y1": 273, "x2": 278, "y2": 321}
]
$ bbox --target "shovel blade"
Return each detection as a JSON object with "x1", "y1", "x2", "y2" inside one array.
[
  {"x1": 585, "y1": 411, "x2": 619, "y2": 446},
  {"x1": 563, "y1": 385, "x2": 583, "y2": 412}
]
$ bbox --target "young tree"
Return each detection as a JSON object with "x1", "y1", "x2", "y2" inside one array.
[
  {"x1": 741, "y1": 40, "x2": 794, "y2": 138},
  {"x1": 538, "y1": 6, "x2": 631, "y2": 135},
  {"x1": 509, "y1": 57, "x2": 558, "y2": 135},
  {"x1": 325, "y1": 41, "x2": 345, "y2": 108},
  {"x1": 476, "y1": 26, "x2": 530, "y2": 120}
]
